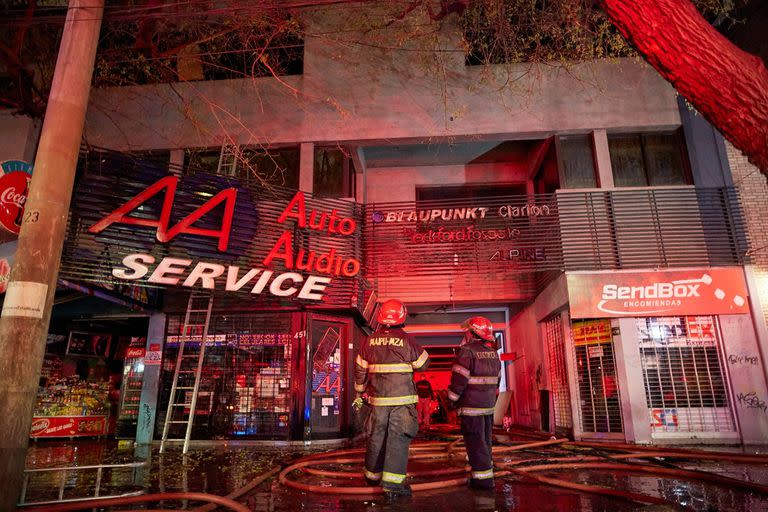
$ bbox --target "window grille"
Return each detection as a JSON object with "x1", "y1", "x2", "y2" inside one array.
[
  {"x1": 637, "y1": 316, "x2": 736, "y2": 434},
  {"x1": 159, "y1": 313, "x2": 295, "y2": 440},
  {"x1": 544, "y1": 313, "x2": 572, "y2": 431},
  {"x1": 572, "y1": 320, "x2": 623, "y2": 433}
]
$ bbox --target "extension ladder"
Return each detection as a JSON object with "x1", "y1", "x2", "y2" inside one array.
[
  {"x1": 159, "y1": 292, "x2": 214, "y2": 454},
  {"x1": 216, "y1": 143, "x2": 239, "y2": 177}
]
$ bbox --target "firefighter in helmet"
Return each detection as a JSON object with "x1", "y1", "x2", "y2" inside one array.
[
  {"x1": 354, "y1": 299, "x2": 430, "y2": 497},
  {"x1": 447, "y1": 316, "x2": 501, "y2": 490}
]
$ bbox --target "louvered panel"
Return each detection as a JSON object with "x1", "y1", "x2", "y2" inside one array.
[{"x1": 363, "y1": 187, "x2": 746, "y2": 304}]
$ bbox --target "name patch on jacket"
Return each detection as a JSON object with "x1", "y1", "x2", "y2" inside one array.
[
  {"x1": 369, "y1": 337, "x2": 404, "y2": 347},
  {"x1": 476, "y1": 351, "x2": 499, "y2": 359}
]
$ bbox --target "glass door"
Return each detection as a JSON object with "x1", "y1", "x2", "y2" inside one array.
[{"x1": 308, "y1": 316, "x2": 349, "y2": 439}]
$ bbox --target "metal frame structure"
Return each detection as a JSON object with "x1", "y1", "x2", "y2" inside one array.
[
  {"x1": 160, "y1": 293, "x2": 214, "y2": 453},
  {"x1": 18, "y1": 462, "x2": 147, "y2": 507}
]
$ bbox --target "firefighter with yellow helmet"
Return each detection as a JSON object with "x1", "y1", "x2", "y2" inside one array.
[
  {"x1": 447, "y1": 316, "x2": 501, "y2": 490},
  {"x1": 354, "y1": 299, "x2": 430, "y2": 497}
]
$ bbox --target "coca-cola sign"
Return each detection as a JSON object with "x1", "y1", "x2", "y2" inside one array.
[
  {"x1": 30, "y1": 418, "x2": 50, "y2": 434},
  {"x1": 0, "y1": 166, "x2": 31, "y2": 235}
]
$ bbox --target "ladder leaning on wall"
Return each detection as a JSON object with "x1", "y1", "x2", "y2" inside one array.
[
  {"x1": 159, "y1": 292, "x2": 214, "y2": 454},
  {"x1": 217, "y1": 143, "x2": 239, "y2": 177}
]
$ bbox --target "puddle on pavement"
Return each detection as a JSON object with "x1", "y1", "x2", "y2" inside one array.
[{"x1": 22, "y1": 438, "x2": 768, "y2": 511}]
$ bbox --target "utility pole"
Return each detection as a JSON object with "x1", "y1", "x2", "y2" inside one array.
[{"x1": 0, "y1": 0, "x2": 104, "y2": 509}]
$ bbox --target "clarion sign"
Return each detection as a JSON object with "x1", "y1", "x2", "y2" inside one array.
[{"x1": 567, "y1": 268, "x2": 750, "y2": 319}]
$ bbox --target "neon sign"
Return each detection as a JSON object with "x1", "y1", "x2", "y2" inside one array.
[{"x1": 88, "y1": 177, "x2": 360, "y2": 301}]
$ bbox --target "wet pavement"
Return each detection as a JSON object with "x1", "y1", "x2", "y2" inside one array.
[{"x1": 22, "y1": 436, "x2": 768, "y2": 511}]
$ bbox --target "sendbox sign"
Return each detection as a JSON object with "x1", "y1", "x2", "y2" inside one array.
[
  {"x1": 567, "y1": 268, "x2": 750, "y2": 319},
  {"x1": 63, "y1": 167, "x2": 361, "y2": 303}
]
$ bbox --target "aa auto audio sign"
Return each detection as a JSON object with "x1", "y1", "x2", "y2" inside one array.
[
  {"x1": 567, "y1": 268, "x2": 750, "y2": 319},
  {"x1": 66, "y1": 168, "x2": 361, "y2": 304}
]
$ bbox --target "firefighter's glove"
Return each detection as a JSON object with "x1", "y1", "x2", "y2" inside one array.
[{"x1": 353, "y1": 396, "x2": 365, "y2": 411}]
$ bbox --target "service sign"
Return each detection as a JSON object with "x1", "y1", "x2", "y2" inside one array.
[
  {"x1": 567, "y1": 268, "x2": 750, "y2": 319},
  {"x1": 60, "y1": 163, "x2": 361, "y2": 306}
]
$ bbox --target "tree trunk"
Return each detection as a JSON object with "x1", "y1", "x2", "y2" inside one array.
[{"x1": 599, "y1": 0, "x2": 768, "y2": 173}]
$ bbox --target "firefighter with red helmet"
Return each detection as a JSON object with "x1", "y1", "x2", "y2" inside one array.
[
  {"x1": 354, "y1": 299, "x2": 430, "y2": 497},
  {"x1": 447, "y1": 316, "x2": 501, "y2": 490}
]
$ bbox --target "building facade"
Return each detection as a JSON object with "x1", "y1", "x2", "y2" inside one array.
[{"x1": 3, "y1": 5, "x2": 768, "y2": 445}]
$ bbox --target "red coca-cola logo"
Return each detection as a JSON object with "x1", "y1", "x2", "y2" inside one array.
[
  {"x1": 0, "y1": 171, "x2": 30, "y2": 234},
  {"x1": 126, "y1": 347, "x2": 146, "y2": 358},
  {"x1": 30, "y1": 418, "x2": 50, "y2": 434},
  {"x1": 1, "y1": 187, "x2": 26, "y2": 207}
]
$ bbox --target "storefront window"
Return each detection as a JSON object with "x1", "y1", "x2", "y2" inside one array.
[
  {"x1": 637, "y1": 316, "x2": 736, "y2": 434},
  {"x1": 31, "y1": 330, "x2": 148, "y2": 440},
  {"x1": 159, "y1": 313, "x2": 295, "y2": 440}
]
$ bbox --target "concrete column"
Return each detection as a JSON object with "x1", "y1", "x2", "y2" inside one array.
[
  {"x1": 169, "y1": 150, "x2": 185, "y2": 176},
  {"x1": 592, "y1": 130, "x2": 615, "y2": 188},
  {"x1": 613, "y1": 317, "x2": 652, "y2": 444},
  {"x1": 719, "y1": 314, "x2": 768, "y2": 444},
  {"x1": 300, "y1": 142, "x2": 314, "y2": 193},
  {"x1": 743, "y1": 265, "x2": 768, "y2": 388},
  {"x1": 135, "y1": 313, "x2": 167, "y2": 445},
  {"x1": 352, "y1": 146, "x2": 366, "y2": 203}
]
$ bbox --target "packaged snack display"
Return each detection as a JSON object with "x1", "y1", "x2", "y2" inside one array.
[{"x1": 30, "y1": 376, "x2": 109, "y2": 438}]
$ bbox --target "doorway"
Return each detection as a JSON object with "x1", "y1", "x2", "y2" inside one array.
[
  {"x1": 572, "y1": 319, "x2": 623, "y2": 436},
  {"x1": 307, "y1": 315, "x2": 351, "y2": 439},
  {"x1": 543, "y1": 313, "x2": 573, "y2": 437}
]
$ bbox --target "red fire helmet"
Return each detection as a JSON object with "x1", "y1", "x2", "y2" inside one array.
[
  {"x1": 377, "y1": 299, "x2": 407, "y2": 326},
  {"x1": 462, "y1": 316, "x2": 495, "y2": 342}
]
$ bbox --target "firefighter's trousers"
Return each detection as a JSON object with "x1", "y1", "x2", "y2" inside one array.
[
  {"x1": 460, "y1": 414, "x2": 495, "y2": 489},
  {"x1": 364, "y1": 404, "x2": 418, "y2": 488}
]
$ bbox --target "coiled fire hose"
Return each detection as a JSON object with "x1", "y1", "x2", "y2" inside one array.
[
  {"x1": 22, "y1": 492, "x2": 251, "y2": 512},
  {"x1": 21, "y1": 466, "x2": 281, "y2": 512},
  {"x1": 22, "y1": 431, "x2": 768, "y2": 510}
]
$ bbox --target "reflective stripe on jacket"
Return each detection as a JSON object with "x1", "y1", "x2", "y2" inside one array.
[
  {"x1": 448, "y1": 338, "x2": 501, "y2": 415},
  {"x1": 354, "y1": 326, "x2": 430, "y2": 405}
]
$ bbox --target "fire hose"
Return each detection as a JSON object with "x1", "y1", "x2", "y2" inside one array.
[
  {"x1": 278, "y1": 436, "x2": 768, "y2": 508},
  {"x1": 21, "y1": 466, "x2": 281, "y2": 512},
  {"x1": 21, "y1": 434, "x2": 768, "y2": 510},
  {"x1": 22, "y1": 492, "x2": 251, "y2": 512}
]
